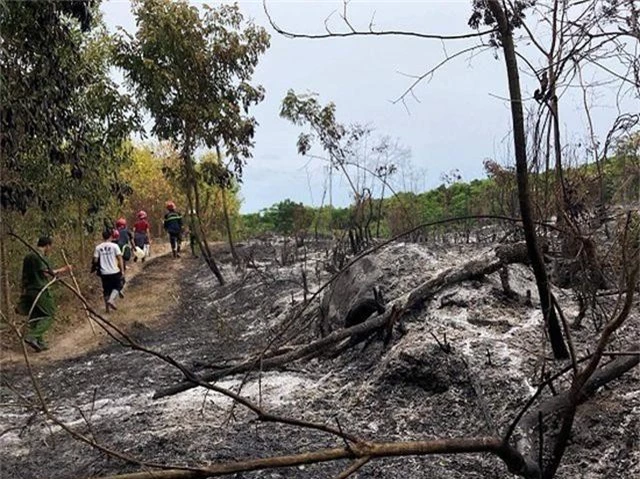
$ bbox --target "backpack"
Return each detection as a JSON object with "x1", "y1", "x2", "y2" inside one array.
[{"x1": 121, "y1": 244, "x2": 132, "y2": 261}]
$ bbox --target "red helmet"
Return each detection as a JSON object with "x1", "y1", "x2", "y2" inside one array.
[
  {"x1": 112, "y1": 229, "x2": 120, "y2": 240},
  {"x1": 116, "y1": 218, "x2": 127, "y2": 228},
  {"x1": 137, "y1": 210, "x2": 147, "y2": 219},
  {"x1": 165, "y1": 201, "x2": 176, "y2": 211}
]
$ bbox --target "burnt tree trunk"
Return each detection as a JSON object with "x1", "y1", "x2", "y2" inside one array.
[
  {"x1": 182, "y1": 140, "x2": 224, "y2": 285},
  {"x1": 0, "y1": 219, "x2": 11, "y2": 320},
  {"x1": 486, "y1": 0, "x2": 568, "y2": 359},
  {"x1": 215, "y1": 144, "x2": 238, "y2": 263}
]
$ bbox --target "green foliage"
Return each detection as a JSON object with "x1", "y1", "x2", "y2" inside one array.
[
  {"x1": 603, "y1": 133, "x2": 639, "y2": 204},
  {"x1": 259, "y1": 199, "x2": 309, "y2": 236},
  {"x1": 116, "y1": 0, "x2": 270, "y2": 176},
  {"x1": 1, "y1": 0, "x2": 138, "y2": 231},
  {"x1": 281, "y1": 91, "x2": 345, "y2": 159},
  {"x1": 240, "y1": 201, "x2": 350, "y2": 239},
  {"x1": 468, "y1": 0, "x2": 536, "y2": 44},
  {"x1": 241, "y1": 140, "x2": 637, "y2": 241}
]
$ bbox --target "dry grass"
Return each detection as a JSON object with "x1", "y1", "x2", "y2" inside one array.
[{"x1": 0, "y1": 243, "x2": 184, "y2": 365}]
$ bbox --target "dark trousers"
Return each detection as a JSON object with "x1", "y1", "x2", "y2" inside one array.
[
  {"x1": 101, "y1": 273, "x2": 123, "y2": 300},
  {"x1": 169, "y1": 232, "x2": 181, "y2": 252},
  {"x1": 134, "y1": 232, "x2": 148, "y2": 249}
]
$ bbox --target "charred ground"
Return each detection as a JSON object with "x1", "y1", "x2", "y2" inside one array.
[{"x1": 1, "y1": 239, "x2": 638, "y2": 479}]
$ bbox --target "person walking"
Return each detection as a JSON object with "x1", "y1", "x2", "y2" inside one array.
[
  {"x1": 133, "y1": 210, "x2": 151, "y2": 261},
  {"x1": 17, "y1": 236, "x2": 72, "y2": 352},
  {"x1": 115, "y1": 217, "x2": 134, "y2": 269},
  {"x1": 93, "y1": 229, "x2": 124, "y2": 312},
  {"x1": 110, "y1": 230, "x2": 127, "y2": 298},
  {"x1": 163, "y1": 201, "x2": 183, "y2": 258}
]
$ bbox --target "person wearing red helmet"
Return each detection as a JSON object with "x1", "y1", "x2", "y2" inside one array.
[
  {"x1": 110, "y1": 229, "x2": 127, "y2": 296},
  {"x1": 133, "y1": 210, "x2": 151, "y2": 261},
  {"x1": 163, "y1": 201, "x2": 183, "y2": 258},
  {"x1": 114, "y1": 218, "x2": 134, "y2": 268}
]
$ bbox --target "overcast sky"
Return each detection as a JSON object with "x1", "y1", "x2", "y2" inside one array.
[{"x1": 101, "y1": 1, "x2": 634, "y2": 213}]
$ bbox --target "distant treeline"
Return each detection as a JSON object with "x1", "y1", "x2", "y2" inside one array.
[{"x1": 240, "y1": 150, "x2": 639, "y2": 240}]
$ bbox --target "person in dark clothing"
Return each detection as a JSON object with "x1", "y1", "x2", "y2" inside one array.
[
  {"x1": 17, "y1": 236, "x2": 72, "y2": 352},
  {"x1": 115, "y1": 217, "x2": 134, "y2": 269},
  {"x1": 163, "y1": 201, "x2": 183, "y2": 258}
]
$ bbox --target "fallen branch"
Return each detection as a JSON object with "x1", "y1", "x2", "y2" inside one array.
[
  {"x1": 154, "y1": 242, "x2": 530, "y2": 399},
  {"x1": 333, "y1": 456, "x2": 371, "y2": 479},
  {"x1": 513, "y1": 348, "x2": 640, "y2": 466},
  {"x1": 87, "y1": 436, "x2": 539, "y2": 479},
  {"x1": 529, "y1": 350, "x2": 639, "y2": 429}
]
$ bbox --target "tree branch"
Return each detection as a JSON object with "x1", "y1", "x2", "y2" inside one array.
[
  {"x1": 263, "y1": 0, "x2": 496, "y2": 41},
  {"x1": 87, "y1": 436, "x2": 539, "y2": 479}
]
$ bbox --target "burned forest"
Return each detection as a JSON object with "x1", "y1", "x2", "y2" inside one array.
[{"x1": 1, "y1": 1, "x2": 639, "y2": 479}]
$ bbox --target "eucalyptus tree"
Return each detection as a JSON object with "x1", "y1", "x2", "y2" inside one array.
[
  {"x1": 1, "y1": 0, "x2": 137, "y2": 312},
  {"x1": 116, "y1": 0, "x2": 270, "y2": 284}
]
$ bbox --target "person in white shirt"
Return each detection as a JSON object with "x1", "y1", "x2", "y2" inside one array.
[{"x1": 93, "y1": 229, "x2": 124, "y2": 312}]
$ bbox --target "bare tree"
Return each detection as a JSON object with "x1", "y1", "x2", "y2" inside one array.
[{"x1": 267, "y1": 0, "x2": 572, "y2": 358}]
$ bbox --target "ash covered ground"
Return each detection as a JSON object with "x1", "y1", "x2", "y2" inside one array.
[{"x1": 1, "y1": 239, "x2": 638, "y2": 479}]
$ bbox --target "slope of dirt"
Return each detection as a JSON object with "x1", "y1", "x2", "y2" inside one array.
[
  {"x1": 0, "y1": 244, "x2": 177, "y2": 365},
  {"x1": 0, "y1": 240, "x2": 638, "y2": 479}
]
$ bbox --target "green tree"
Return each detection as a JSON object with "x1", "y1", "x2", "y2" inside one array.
[
  {"x1": 1, "y1": 2, "x2": 136, "y2": 225},
  {"x1": 266, "y1": 199, "x2": 313, "y2": 239},
  {"x1": 1, "y1": 0, "x2": 137, "y2": 315},
  {"x1": 116, "y1": 0, "x2": 270, "y2": 284},
  {"x1": 121, "y1": 144, "x2": 185, "y2": 238}
]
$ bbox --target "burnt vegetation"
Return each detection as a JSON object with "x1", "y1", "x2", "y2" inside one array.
[{"x1": 1, "y1": 1, "x2": 639, "y2": 479}]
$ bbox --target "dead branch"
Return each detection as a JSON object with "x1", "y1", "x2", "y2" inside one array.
[
  {"x1": 392, "y1": 45, "x2": 492, "y2": 105},
  {"x1": 154, "y1": 241, "x2": 531, "y2": 399},
  {"x1": 87, "y1": 436, "x2": 539, "y2": 479},
  {"x1": 263, "y1": 0, "x2": 496, "y2": 41},
  {"x1": 516, "y1": 347, "x2": 639, "y2": 441},
  {"x1": 543, "y1": 223, "x2": 639, "y2": 478},
  {"x1": 333, "y1": 456, "x2": 371, "y2": 479}
]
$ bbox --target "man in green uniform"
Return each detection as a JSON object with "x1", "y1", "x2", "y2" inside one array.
[
  {"x1": 163, "y1": 201, "x2": 183, "y2": 258},
  {"x1": 17, "y1": 236, "x2": 72, "y2": 352}
]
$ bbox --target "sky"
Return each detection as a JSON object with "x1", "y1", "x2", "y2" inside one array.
[{"x1": 101, "y1": 1, "x2": 635, "y2": 213}]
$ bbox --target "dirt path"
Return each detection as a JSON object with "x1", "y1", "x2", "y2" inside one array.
[{"x1": 0, "y1": 243, "x2": 184, "y2": 365}]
